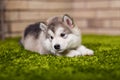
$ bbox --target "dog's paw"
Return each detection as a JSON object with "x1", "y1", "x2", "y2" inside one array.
[
  {"x1": 77, "y1": 45, "x2": 94, "y2": 56},
  {"x1": 81, "y1": 49, "x2": 94, "y2": 56},
  {"x1": 66, "y1": 50, "x2": 80, "y2": 57}
]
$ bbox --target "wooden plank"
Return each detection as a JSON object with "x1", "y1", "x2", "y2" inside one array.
[
  {"x1": 81, "y1": 28, "x2": 120, "y2": 35},
  {"x1": 28, "y1": 1, "x2": 73, "y2": 9},
  {"x1": 96, "y1": 10, "x2": 120, "y2": 19}
]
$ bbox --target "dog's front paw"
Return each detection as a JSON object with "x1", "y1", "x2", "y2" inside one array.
[
  {"x1": 77, "y1": 46, "x2": 94, "y2": 56},
  {"x1": 81, "y1": 49, "x2": 94, "y2": 56},
  {"x1": 66, "y1": 50, "x2": 80, "y2": 57}
]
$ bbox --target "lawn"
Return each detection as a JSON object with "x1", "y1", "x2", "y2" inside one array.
[{"x1": 0, "y1": 35, "x2": 120, "y2": 80}]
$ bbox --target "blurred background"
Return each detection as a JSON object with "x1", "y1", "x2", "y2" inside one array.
[{"x1": 0, "y1": 0, "x2": 120, "y2": 39}]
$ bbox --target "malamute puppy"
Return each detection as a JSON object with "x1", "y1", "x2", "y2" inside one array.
[{"x1": 21, "y1": 14, "x2": 94, "y2": 57}]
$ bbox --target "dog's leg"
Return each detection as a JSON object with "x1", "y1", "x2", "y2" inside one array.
[
  {"x1": 66, "y1": 50, "x2": 80, "y2": 57},
  {"x1": 66, "y1": 45, "x2": 94, "y2": 57},
  {"x1": 76, "y1": 45, "x2": 94, "y2": 56}
]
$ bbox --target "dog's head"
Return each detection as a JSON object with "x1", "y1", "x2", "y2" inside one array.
[{"x1": 40, "y1": 14, "x2": 81, "y2": 54}]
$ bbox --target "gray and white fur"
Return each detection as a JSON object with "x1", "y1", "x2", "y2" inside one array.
[{"x1": 21, "y1": 14, "x2": 94, "y2": 57}]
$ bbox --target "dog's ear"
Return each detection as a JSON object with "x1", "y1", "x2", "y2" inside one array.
[
  {"x1": 39, "y1": 22, "x2": 47, "y2": 32},
  {"x1": 63, "y1": 14, "x2": 74, "y2": 28}
]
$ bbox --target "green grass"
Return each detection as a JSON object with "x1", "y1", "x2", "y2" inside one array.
[{"x1": 0, "y1": 35, "x2": 120, "y2": 80}]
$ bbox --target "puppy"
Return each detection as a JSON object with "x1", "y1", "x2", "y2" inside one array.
[{"x1": 21, "y1": 14, "x2": 94, "y2": 57}]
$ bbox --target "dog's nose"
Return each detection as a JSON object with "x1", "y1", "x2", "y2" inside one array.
[{"x1": 54, "y1": 44, "x2": 60, "y2": 50}]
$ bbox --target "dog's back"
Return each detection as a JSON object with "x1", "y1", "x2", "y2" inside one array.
[
  {"x1": 21, "y1": 22, "x2": 49, "y2": 54},
  {"x1": 24, "y1": 22, "x2": 41, "y2": 39}
]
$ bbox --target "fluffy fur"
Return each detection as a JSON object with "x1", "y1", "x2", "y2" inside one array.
[{"x1": 21, "y1": 14, "x2": 94, "y2": 57}]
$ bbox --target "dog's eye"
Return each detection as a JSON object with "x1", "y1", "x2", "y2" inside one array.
[
  {"x1": 50, "y1": 36, "x2": 53, "y2": 39},
  {"x1": 60, "y1": 33, "x2": 66, "y2": 37},
  {"x1": 60, "y1": 33, "x2": 65, "y2": 37}
]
